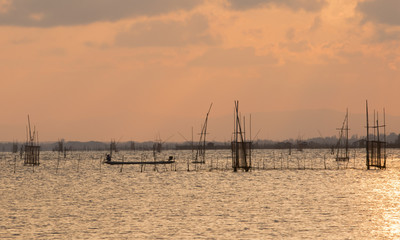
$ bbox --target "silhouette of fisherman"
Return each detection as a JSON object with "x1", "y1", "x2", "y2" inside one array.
[{"x1": 106, "y1": 154, "x2": 111, "y2": 162}]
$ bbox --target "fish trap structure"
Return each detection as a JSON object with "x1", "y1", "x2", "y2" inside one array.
[
  {"x1": 151, "y1": 134, "x2": 173, "y2": 161},
  {"x1": 104, "y1": 139, "x2": 119, "y2": 161},
  {"x1": 129, "y1": 141, "x2": 135, "y2": 151},
  {"x1": 12, "y1": 141, "x2": 19, "y2": 154},
  {"x1": 365, "y1": 101, "x2": 386, "y2": 169},
  {"x1": 56, "y1": 139, "x2": 64, "y2": 152},
  {"x1": 335, "y1": 109, "x2": 350, "y2": 162},
  {"x1": 193, "y1": 103, "x2": 213, "y2": 164},
  {"x1": 24, "y1": 115, "x2": 40, "y2": 165},
  {"x1": 231, "y1": 101, "x2": 252, "y2": 172},
  {"x1": 110, "y1": 139, "x2": 118, "y2": 153},
  {"x1": 56, "y1": 139, "x2": 67, "y2": 157}
]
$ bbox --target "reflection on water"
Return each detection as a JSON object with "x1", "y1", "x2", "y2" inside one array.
[{"x1": 1, "y1": 149, "x2": 400, "y2": 239}]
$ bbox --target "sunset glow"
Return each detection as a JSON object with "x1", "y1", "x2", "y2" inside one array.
[{"x1": 1, "y1": 0, "x2": 399, "y2": 142}]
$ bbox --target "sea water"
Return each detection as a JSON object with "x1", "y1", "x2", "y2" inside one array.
[{"x1": 1, "y1": 149, "x2": 400, "y2": 239}]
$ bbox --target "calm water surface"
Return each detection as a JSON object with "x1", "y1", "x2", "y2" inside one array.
[{"x1": 1, "y1": 149, "x2": 400, "y2": 239}]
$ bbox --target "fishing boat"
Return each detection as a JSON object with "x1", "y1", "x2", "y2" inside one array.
[{"x1": 104, "y1": 155, "x2": 175, "y2": 165}]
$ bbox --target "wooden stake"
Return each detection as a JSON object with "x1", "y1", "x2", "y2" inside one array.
[
  {"x1": 56, "y1": 153, "x2": 60, "y2": 174},
  {"x1": 77, "y1": 154, "x2": 80, "y2": 172},
  {"x1": 120, "y1": 155, "x2": 124, "y2": 173},
  {"x1": 366, "y1": 100, "x2": 370, "y2": 169},
  {"x1": 286, "y1": 154, "x2": 289, "y2": 169},
  {"x1": 14, "y1": 155, "x2": 17, "y2": 173},
  {"x1": 297, "y1": 157, "x2": 300, "y2": 170}
]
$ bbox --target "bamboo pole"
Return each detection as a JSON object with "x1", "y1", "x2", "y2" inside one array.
[
  {"x1": 77, "y1": 154, "x2": 80, "y2": 172},
  {"x1": 286, "y1": 154, "x2": 289, "y2": 169},
  {"x1": 384, "y1": 108, "x2": 387, "y2": 168},
  {"x1": 56, "y1": 153, "x2": 60, "y2": 174},
  {"x1": 273, "y1": 152, "x2": 275, "y2": 169},
  {"x1": 297, "y1": 157, "x2": 300, "y2": 170},
  {"x1": 263, "y1": 156, "x2": 265, "y2": 170},
  {"x1": 366, "y1": 100, "x2": 370, "y2": 169},
  {"x1": 14, "y1": 155, "x2": 17, "y2": 173},
  {"x1": 120, "y1": 155, "x2": 124, "y2": 173}
]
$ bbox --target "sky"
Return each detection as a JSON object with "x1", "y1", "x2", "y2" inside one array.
[{"x1": 1, "y1": 0, "x2": 400, "y2": 142}]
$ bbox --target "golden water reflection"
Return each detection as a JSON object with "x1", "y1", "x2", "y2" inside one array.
[{"x1": 1, "y1": 149, "x2": 400, "y2": 239}]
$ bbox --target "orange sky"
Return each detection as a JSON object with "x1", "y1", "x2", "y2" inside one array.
[{"x1": 1, "y1": 0, "x2": 400, "y2": 142}]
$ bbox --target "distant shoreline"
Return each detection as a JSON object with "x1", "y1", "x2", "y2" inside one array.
[{"x1": 1, "y1": 134, "x2": 400, "y2": 152}]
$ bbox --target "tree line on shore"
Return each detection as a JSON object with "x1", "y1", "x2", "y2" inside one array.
[{"x1": 1, "y1": 132, "x2": 400, "y2": 152}]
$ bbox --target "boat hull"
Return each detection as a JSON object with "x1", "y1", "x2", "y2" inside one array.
[{"x1": 104, "y1": 160, "x2": 175, "y2": 165}]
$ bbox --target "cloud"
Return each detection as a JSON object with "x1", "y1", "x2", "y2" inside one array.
[
  {"x1": 0, "y1": 0, "x2": 203, "y2": 27},
  {"x1": 11, "y1": 37, "x2": 34, "y2": 44},
  {"x1": 280, "y1": 40, "x2": 310, "y2": 52},
  {"x1": 357, "y1": 0, "x2": 400, "y2": 26},
  {"x1": 309, "y1": 16, "x2": 322, "y2": 31},
  {"x1": 0, "y1": 0, "x2": 12, "y2": 14},
  {"x1": 189, "y1": 47, "x2": 278, "y2": 67},
  {"x1": 226, "y1": 0, "x2": 327, "y2": 12},
  {"x1": 115, "y1": 14, "x2": 219, "y2": 47},
  {"x1": 369, "y1": 28, "x2": 400, "y2": 43}
]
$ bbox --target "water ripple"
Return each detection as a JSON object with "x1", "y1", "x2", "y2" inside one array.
[{"x1": 1, "y1": 149, "x2": 400, "y2": 239}]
